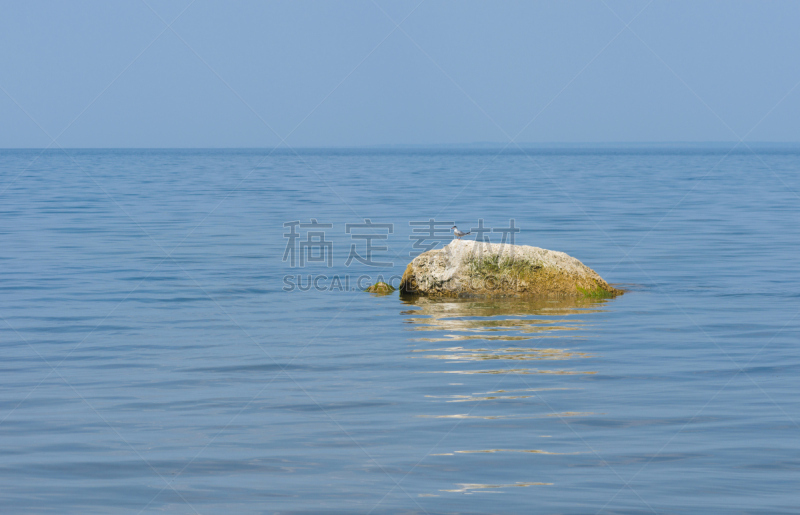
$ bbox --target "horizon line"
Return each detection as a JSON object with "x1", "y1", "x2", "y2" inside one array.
[{"x1": 3, "y1": 141, "x2": 800, "y2": 151}]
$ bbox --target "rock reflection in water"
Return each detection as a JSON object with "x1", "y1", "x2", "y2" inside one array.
[
  {"x1": 403, "y1": 296, "x2": 606, "y2": 335},
  {"x1": 424, "y1": 387, "x2": 575, "y2": 403},
  {"x1": 403, "y1": 296, "x2": 606, "y2": 367},
  {"x1": 412, "y1": 346, "x2": 591, "y2": 361},
  {"x1": 401, "y1": 295, "x2": 612, "y2": 495},
  {"x1": 401, "y1": 295, "x2": 609, "y2": 319},
  {"x1": 441, "y1": 482, "x2": 553, "y2": 493}
]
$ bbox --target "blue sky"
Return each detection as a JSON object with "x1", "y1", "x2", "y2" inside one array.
[{"x1": 1, "y1": 0, "x2": 799, "y2": 147}]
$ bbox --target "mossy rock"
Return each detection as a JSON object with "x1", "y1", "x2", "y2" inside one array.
[
  {"x1": 365, "y1": 281, "x2": 396, "y2": 294},
  {"x1": 400, "y1": 240, "x2": 622, "y2": 298}
]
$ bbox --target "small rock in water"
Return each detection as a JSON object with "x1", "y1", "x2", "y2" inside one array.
[
  {"x1": 400, "y1": 240, "x2": 622, "y2": 298},
  {"x1": 365, "y1": 281, "x2": 396, "y2": 294}
]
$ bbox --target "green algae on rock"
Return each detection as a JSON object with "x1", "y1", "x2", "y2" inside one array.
[
  {"x1": 400, "y1": 240, "x2": 622, "y2": 298},
  {"x1": 365, "y1": 281, "x2": 396, "y2": 294}
]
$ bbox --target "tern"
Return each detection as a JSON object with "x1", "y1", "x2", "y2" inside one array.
[{"x1": 451, "y1": 225, "x2": 471, "y2": 239}]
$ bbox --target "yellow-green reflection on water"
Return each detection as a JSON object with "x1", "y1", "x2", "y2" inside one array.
[
  {"x1": 417, "y1": 412, "x2": 600, "y2": 420},
  {"x1": 425, "y1": 387, "x2": 578, "y2": 403},
  {"x1": 401, "y1": 295, "x2": 611, "y2": 495},
  {"x1": 436, "y1": 395, "x2": 536, "y2": 402},
  {"x1": 546, "y1": 411, "x2": 601, "y2": 417},
  {"x1": 406, "y1": 317, "x2": 584, "y2": 330},
  {"x1": 417, "y1": 414, "x2": 513, "y2": 419},
  {"x1": 441, "y1": 482, "x2": 553, "y2": 493},
  {"x1": 486, "y1": 388, "x2": 574, "y2": 393},
  {"x1": 413, "y1": 346, "x2": 591, "y2": 361},
  {"x1": 454, "y1": 449, "x2": 582, "y2": 455},
  {"x1": 431, "y1": 368, "x2": 596, "y2": 375},
  {"x1": 413, "y1": 334, "x2": 567, "y2": 342},
  {"x1": 401, "y1": 296, "x2": 609, "y2": 319}
]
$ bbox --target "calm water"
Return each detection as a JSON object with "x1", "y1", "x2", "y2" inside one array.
[{"x1": 1, "y1": 148, "x2": 799, "y2": 514}]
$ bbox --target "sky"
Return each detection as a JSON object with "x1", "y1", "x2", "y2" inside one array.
[{"x1": 1, "y1": 0, "x2": 799, "y2": 148}]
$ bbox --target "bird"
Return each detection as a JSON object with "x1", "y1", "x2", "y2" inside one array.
[{"x1": 451, "y1": 225, "x2": 471, "y2": 239}]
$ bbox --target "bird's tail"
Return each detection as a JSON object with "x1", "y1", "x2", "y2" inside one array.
[{"x1": 464, "y1": 231, "x2": 471, "y2": 235}]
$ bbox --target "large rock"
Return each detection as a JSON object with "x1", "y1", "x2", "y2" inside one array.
[{"x1": 400, "y1": 240, "x2": 622, "y2": 298}]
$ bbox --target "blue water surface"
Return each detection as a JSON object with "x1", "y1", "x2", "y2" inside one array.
[{"x1": 1, "y1": 148, "x2": 799, "y2": 514}]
